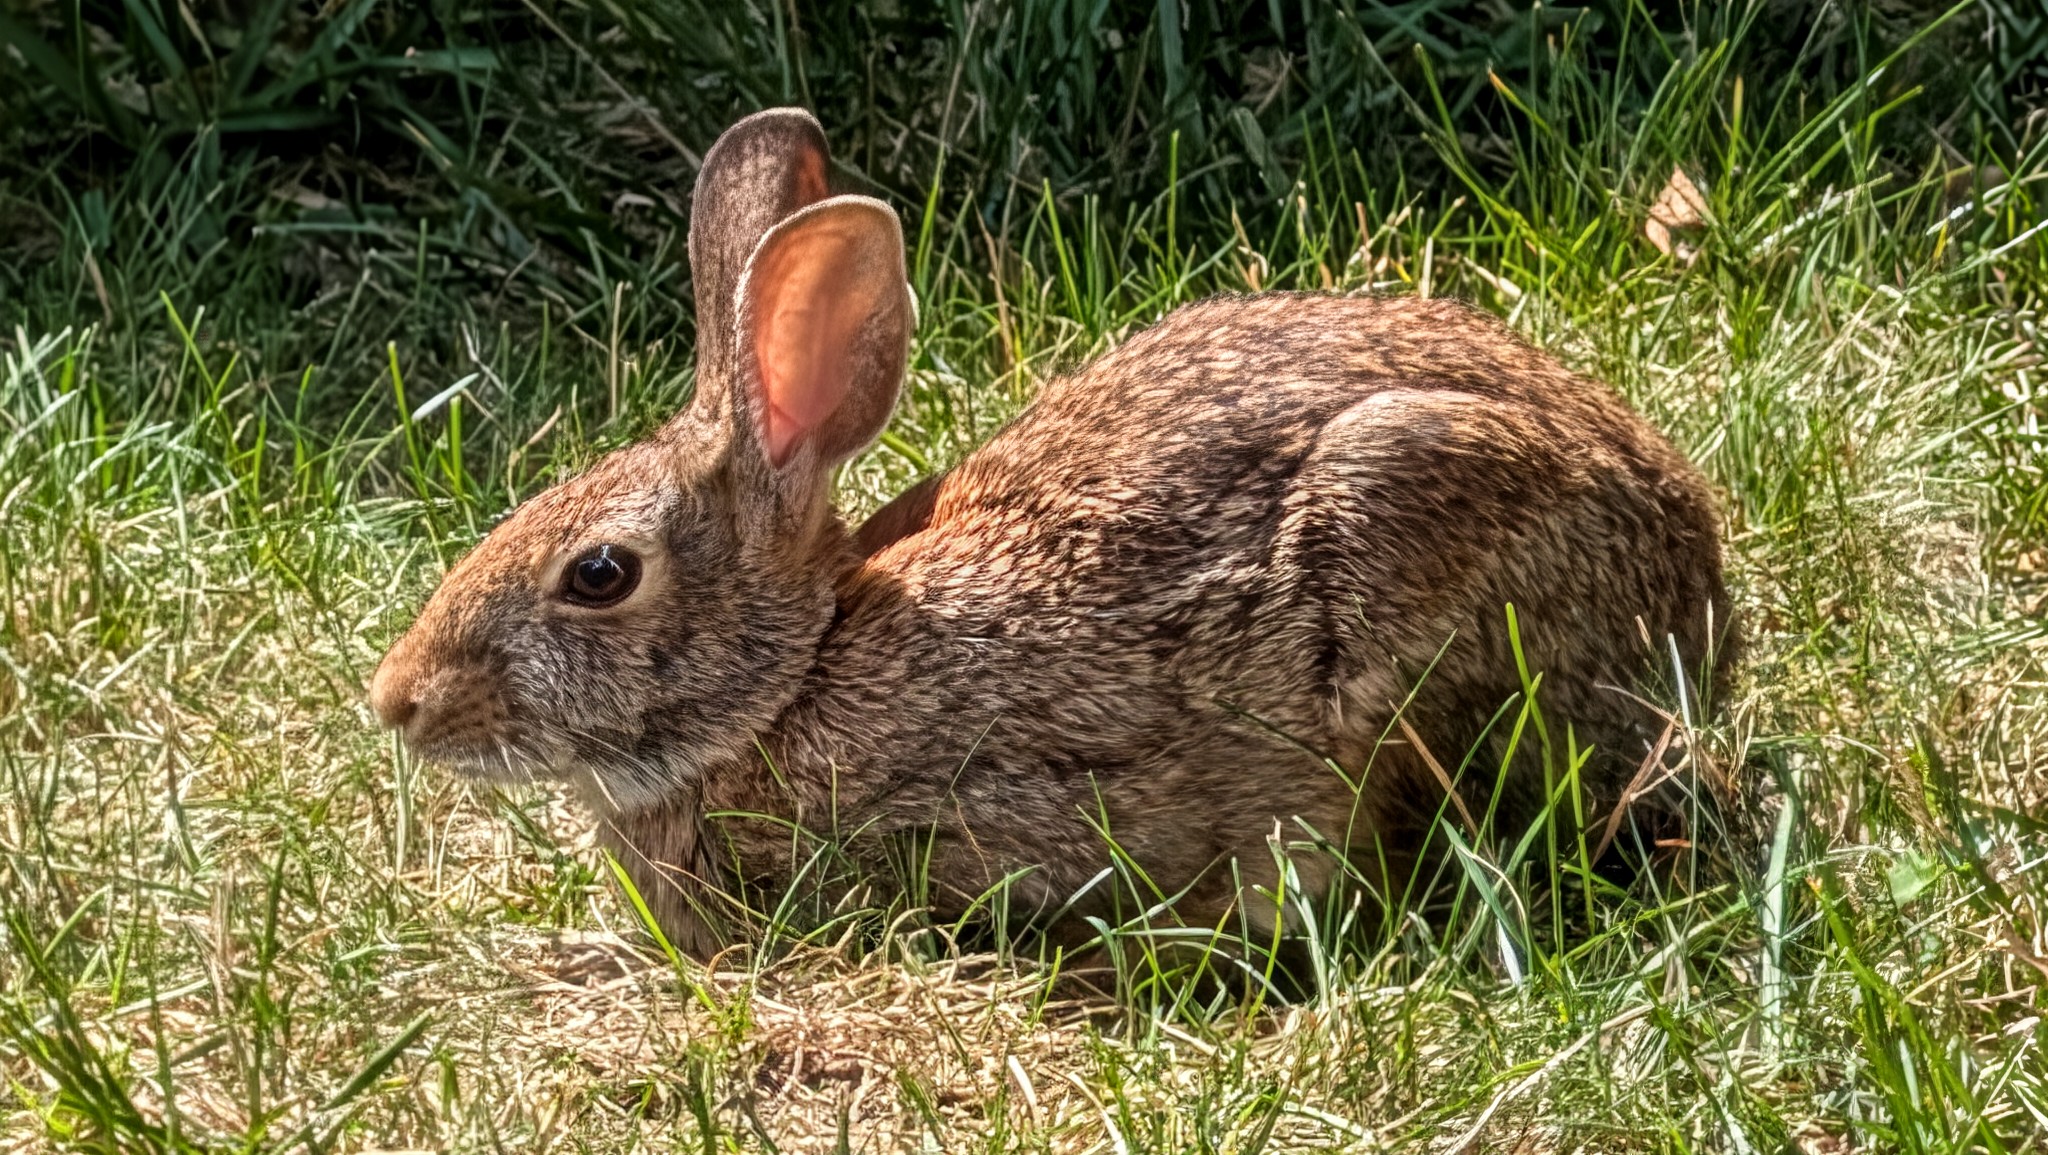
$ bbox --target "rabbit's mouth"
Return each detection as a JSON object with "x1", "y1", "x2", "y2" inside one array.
[
  {"x1": 387, "y1": 702, "x2": 689, "y2": 812},
  {"x1": 407, "y1": 729, "x2": 681, "y2": 816},
  {"x1": 436, "y1": 745, "x2": 557, "y2": 782},
  {"x1": 404, "y1": 731, "x2": 563, "y2": 785}
]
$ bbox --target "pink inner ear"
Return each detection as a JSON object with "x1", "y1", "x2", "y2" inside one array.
[
  {"x1": 751, "y1": 224, "x2": 885, "y2": 468},
  {"x1": 791, "y1": 151, "x2": 830, "y2": 209}
]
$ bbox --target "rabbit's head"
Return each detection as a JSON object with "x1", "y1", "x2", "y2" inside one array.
[{"x1": 369, "y1": 109, "x2": 913, "y2": 810}]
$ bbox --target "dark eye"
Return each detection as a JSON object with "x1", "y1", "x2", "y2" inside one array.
[{"x1": 561, "y1": 545, "x2": 642, "y2": 607}]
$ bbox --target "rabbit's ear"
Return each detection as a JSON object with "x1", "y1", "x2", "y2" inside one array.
[
  {"x1": 733, "y1": 196, "x2": 911, "y2": 473},
  {"x1": 688, "y1": 108, "x2": 833, "y2": 410}
]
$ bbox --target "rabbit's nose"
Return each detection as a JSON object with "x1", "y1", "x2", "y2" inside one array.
[{"x1": 369, "y1": 655, "x2": 421, "y2": 731}]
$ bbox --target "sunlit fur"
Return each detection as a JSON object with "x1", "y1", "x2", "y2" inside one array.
[{"x1": 371, "y1": 110, "x2": 1735, "y2": 959}]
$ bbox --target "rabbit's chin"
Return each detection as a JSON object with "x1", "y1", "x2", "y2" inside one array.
[
  {"x1": 407, "y1": 727, "x2": 704, "y2": 815},
  {"x1": 409, "y1": 740, "x2": 562, "y2": 788}
]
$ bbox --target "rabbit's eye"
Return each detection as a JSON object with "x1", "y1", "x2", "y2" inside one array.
[{"x1": 561, "y1": 545, "x2": 642, "y2": 607}]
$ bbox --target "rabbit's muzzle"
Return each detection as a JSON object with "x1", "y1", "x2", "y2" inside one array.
[{"x1": 370, "y1": 634, "x2": 528, "y2": 777}]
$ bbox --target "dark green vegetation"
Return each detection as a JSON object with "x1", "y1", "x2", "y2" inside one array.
[{"x1": 3, "y1": 1, "x2": 2047, "y2": 1150}]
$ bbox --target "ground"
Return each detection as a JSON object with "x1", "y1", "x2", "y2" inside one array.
[{"x1": 3, "y1": 7, "x2": 2047, "y2": 1152}]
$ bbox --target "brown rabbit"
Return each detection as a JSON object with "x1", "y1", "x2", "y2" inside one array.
[{"x1": 370, "y1": 108, "x2": 1733, "y2": 958}]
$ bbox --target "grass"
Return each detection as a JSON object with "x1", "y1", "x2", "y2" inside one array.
[{"x1": 3, "y1": 1, "x2": 2047, "y2": 1150}]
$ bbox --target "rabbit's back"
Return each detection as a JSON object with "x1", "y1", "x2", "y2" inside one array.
[
  {"x1": 947, "y1": 293, "x2": 1663, "y2": 497},
  {"x1": 880, "y1": 293, "x2": 1724, "y2": 729}
]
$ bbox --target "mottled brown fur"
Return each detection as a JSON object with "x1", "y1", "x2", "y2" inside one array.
[{"x1": 370, "y1": 109, "x2": 1734, "y2": 954}]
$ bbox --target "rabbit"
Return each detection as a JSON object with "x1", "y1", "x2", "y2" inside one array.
[{"x1": 370, "y1": 107, "x2": 1735, "y2": 960}]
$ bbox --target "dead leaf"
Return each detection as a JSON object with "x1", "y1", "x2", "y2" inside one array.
[
  {"x1": 1645, "y1": 166, "x2": 1708, "y2": 264},
  {"x1": 1791, "y1": 1120, "x2": 1856, "y2": 1154}
]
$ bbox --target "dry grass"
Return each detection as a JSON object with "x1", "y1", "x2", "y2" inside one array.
[{"x1": 4, "y1": 5, "x2": 2047, "y2": 1149}]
